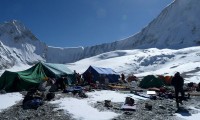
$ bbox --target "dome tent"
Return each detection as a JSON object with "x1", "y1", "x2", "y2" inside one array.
[{"x1": 139, "y1": 75, "x2": 165, "y2": 89}]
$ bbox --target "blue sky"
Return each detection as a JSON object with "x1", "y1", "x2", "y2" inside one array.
[{"x1": 0, "y1": 0, "x2": 172, "y2": 47}]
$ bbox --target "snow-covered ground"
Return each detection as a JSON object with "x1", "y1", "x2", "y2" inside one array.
[
  {"x1": 0, "y1": 90, "x2": 146, "y2": 120},
  {"x1": 1, "y1": 90, "x2": 200, "y2": 120},
  {"x1": 0, "y1": 92, "x2": 23, "y2": 112},
  {"x1": 175, "y1": 106, "x2": 200, "y2": 120},
  {"x1": 50, "y1": 90, "x2": 146, "y2": 120}
]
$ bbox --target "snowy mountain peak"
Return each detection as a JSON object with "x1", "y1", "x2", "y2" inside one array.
[
  {"x1": 3, "y1": 20, "x2": 27, "y2": 32},
  {"x1": 1, "y1": 0, "x2": 200, "y2": 70},
  {"x1": 0, "y1": 20, "x2": 47, "y2": 69},
  {"x1": 0, "y1": 20, "x2": 38, "y2": 43},
  {"x1": 112, "y1": 0, "x2": 200, "y2": 49}
]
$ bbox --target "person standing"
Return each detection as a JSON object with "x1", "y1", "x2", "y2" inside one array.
[
  {"x1": 73, "y1": 70, "x2": 78, "y2": 84},
  {"x1": 55, "y1": 77, "x2": 66, "y2": 91},
  {"x1": 121, "y1": 73, "x2": 126, "y2": 83},
  {"x1": 86, "y1": 71, "x2": 93, "y2": 85},
  {"x1": 171, "y1": 72, "x2": 184, "y2": 109}
]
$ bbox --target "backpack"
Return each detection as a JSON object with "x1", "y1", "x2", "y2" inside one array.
[
  {"x1": 125, "y1": 97, "x2": 135, "y2": 106},
  {"x1": 46, "y1": 92, "x2": 55, "y2": 101}
]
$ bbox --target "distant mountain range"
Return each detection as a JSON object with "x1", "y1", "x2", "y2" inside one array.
[{"x1": 0, "y1": 0, "x2": 200, "y2": 69}]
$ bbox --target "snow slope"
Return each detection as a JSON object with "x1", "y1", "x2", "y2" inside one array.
[{"x1": 67, "y1": 46, "x2": 200, "y2": 83}]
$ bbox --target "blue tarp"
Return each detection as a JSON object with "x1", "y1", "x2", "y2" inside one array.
[{"x1": 83, "y1": 66, "x2": 120, "y2": 83}]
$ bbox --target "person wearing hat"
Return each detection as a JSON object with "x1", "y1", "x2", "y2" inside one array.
[{"x1": 171, "y1": 72, "x2": 184, "y2": 109}]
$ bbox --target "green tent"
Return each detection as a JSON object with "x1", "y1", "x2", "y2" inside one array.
[
  {"x1": 0, "y1": 62, "x2": 74, "y2": 92},
  {"x1": 43, "y1": 62, "x2": 74, "y2": 85},
  {"x1": 139, "y1": 75, "x2": 164, "y2": 89}
]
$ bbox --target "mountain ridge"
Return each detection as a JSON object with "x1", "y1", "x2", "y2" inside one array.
[{"x1": 0, "y1": 0, "x2": 200, "y2": 69}]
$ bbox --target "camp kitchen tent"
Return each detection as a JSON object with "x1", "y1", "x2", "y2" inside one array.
[
  {"x1": 0, "y1": 62, "x2": 74, "y2": 92},
  {"x1": 82, "y1": 66, "x2": 120, "y2": 83}
]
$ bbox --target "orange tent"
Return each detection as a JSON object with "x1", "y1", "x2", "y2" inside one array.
[
  {"x1": 164, "y1": 76, "x2": 172, "y2": 85},
  {"x1": 158, "y1": 75, "x2": 172, "y2": 86}
]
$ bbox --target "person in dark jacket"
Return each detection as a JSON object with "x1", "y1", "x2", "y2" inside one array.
[
  {"x1": 55, "y1": 77, "x2": 66, "y2": 91},
  {"x1": 171, "y1": 72, "x2": 184, "y2": 109},
  {"x1": 121, "y1": 73, "x2": 126, "y2": 83}
]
